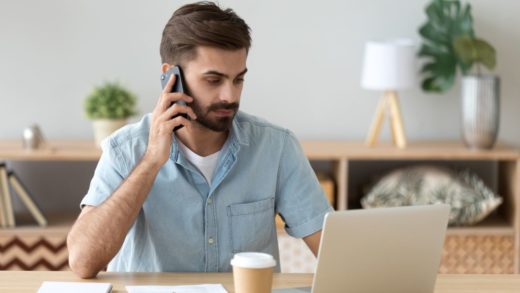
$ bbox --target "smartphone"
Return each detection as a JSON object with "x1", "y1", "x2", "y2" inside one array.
[{"x1": 160, "y1": 65, "x2": 189, "y2": 132}]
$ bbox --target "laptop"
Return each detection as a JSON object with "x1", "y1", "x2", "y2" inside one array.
[{"x1": 274, "y1": 204, "x2": 450, "y2": 293}]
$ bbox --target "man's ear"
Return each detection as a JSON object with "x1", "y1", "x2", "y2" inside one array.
[{"x1": 161, "y1": 63, "x2": 171, "y2": 74}]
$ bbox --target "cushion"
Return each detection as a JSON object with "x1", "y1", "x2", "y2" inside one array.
[{"x1": 361, "y1": 165, "x2": 502, "y2": 226}]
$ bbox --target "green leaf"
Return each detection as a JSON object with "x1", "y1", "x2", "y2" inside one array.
[
  {"x1": 426, "y1": 2, "x2": 443, "y2": 26},
  {"x1": 419, "y1": 23, "x2": 450, "y2": 45},
  {"x1": 453, "y1": 35, "x2": 476, "y2": 64},
  {"x1": 420, "y1": 51, "x2": 457, "y2": 93},
  {"x1": 418, "y1": 44, "x2": 449, "y2": 57},
  {"x1": 458, "y1": 60, "x2": 472, "y2": 74},
  {"x1": 418, "y1": 0, "x2": 496, "y2": 93},
  {"x1": 458, "y1": 4, "x2": 474, "y2": 36},
  {"x1": 421, "y1": 62, "x2": 437, "y2": 73},
  {"x1": 84, "y1": 81, "x2": 138, "y2": 119},
  {"x1": 422, "y1": 77, "x2": 437, "y2": 91},
  {"x1": 453, "y1": 35, "x2": 496, "y2": 71},
  {"x1": 473, "y1": 38, "x2": 496, "y2": 69},
  {"x1": 433, "y1": 53, "x2": 457, "y2": 76},
  {"x1": 453, "y1": 0, "x2": 461, "y2": 19},
  {"x1": 422, "y1": 73, "x2": 456, "y2": 93}
]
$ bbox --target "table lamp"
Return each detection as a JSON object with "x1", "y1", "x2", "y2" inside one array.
[{"x1": 361, "y1": 40, "x2": 416, "y2": 149}]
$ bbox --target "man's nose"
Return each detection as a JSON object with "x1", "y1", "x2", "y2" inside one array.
[{"x1": 218, "y1": 82, "x2": 239, "y2": 103}]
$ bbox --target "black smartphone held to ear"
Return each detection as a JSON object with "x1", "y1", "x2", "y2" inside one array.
[{"x1": 160, "y1": 65, "x2": 189, "y2": 132}]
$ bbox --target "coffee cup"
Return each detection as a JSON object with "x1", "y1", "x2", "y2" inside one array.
[{"x1": 230, "y1": 252, "x2": 276, "y2": 293}]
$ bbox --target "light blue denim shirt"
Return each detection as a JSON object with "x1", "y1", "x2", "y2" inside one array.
[{"x1": 80, "y1": 111, "x2": 333, "y2": 272}]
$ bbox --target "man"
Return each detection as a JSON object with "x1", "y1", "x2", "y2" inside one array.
[{"x1": 67, "y1": 2, "x2": 332, "y2": 278}]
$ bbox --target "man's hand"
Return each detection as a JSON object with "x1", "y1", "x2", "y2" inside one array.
[{"x1": 145, "y1": 73, "x2": 197, "y2": 167}]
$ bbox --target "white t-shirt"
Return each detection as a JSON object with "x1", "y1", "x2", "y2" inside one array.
[{"x1": 177, "y1": 140, "x2": 221, "y2": 185}]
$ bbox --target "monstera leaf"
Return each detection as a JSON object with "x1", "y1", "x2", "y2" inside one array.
[
  {"x1": 418, "y1": 0, "x2": 474, "y2": 92},
  {"x1": 418, "y1": 0, "x2": 496, "y2": 93}
]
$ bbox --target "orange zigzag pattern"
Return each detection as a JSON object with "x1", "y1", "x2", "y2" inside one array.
[
  {"x1": 0, "y1": 258, "x2": 69, "y2": 270},
  {"x1": 0, "y1": 237, "x2": 66, "y2": 254}
]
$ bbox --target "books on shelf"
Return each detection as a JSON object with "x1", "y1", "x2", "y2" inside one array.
[
  {"x1": 0, "y1": 175, "x2": 7, "y2": 228},
  {"x1": 8, "y1": 171, "x2": 47, "y2": 227},
  {"x1": 0, "y1": 198, "x2": 4, "y2": 227},
  {"x1": 0, "y1": 163, "x2": 7, "y2": 227},
  {"x1": 0, "y1": 163, "x2": 16, "y2": 227},
  {"x1": 0, "y1": 162, "x2": 47, "y2": 228}
]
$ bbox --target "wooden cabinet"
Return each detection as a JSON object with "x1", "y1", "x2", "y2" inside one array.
[
  {"x1": 0, "y1": 140, "x2": 98, "y2": 270},
  {"x1": 301, "y1": 141, "x2": 520, "y2": 273},
  {"x1": 0, "y1": 140, "x2": 519, "y2": 273}
]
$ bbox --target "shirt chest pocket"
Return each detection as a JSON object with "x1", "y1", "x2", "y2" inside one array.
[{"x1": 227, "y1": 197, "x2": 276, "y2": 253}]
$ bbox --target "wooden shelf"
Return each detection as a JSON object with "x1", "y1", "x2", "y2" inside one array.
[
  {"x1": 301, "y1": 140, "x2": 520, "y2": 160},
  {"x1": 3, "y1": 139, "x2": 516, "y2": 161},
  {"x1": 0, "y1": 213, "x2": 75, "y2": 235},
  {"x1": 0, "y1": 140, "x2": 101, "y2": 161},
  {"x1": 447, "y1": 214, "x2": 514, "y2": 236}
]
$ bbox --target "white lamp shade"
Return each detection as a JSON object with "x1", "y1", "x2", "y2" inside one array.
[{"x1": 361, "y1": 39, "x2": 417, "y2": 91}]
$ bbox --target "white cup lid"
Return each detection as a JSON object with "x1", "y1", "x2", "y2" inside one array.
[{"x1": 230, "y1": 252, "x2": 276, "y2": 269}]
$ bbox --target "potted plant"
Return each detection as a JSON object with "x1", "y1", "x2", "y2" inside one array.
[
  {"x1": 418, "y1": 0, "x2": 498, "y2": 149},
  {"x1": 84, "y1": 81, "x2": 138, "y2": 146}
]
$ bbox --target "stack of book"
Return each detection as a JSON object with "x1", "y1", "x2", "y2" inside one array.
[{"x1": 0, "y1": 162, "x2": 47, "y2": 228}]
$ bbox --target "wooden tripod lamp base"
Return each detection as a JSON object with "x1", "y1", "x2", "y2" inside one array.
[{"x1": 365, "y1": 90, "x2": 407, "y2": 149}]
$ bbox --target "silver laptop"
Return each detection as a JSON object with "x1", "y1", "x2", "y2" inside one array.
[{"x1": 275, "y1": 204, "x2": 450, "y2": 293}]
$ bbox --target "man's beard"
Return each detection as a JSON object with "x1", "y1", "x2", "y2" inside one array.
[{"x1": 190, "y1": 98, "x2": 239, "y2": 132}]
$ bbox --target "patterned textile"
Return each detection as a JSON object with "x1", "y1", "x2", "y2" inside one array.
[
  {"x1": 361, "y1": 165, "x2": 502, "y2": 226},
  {"x1": 440, "y1": 235, "x2": 514, "y2": 274},
  {"x1": 0, "y1": 235, "x2": 68, "y2": 270}
]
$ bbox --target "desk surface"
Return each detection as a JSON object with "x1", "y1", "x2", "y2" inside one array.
[{"x1": 1, "y1": 271, "x2": 520, "y2": 292}]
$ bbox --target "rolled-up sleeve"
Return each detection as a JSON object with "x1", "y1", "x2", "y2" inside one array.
[
  {"x1": 80, "y1": 139, "x2": 128, "y2": 209},
  {"x1": 275, "y1": 131, "x2": 334, "y2": 238}
]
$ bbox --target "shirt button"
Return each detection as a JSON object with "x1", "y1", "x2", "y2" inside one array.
[
  {"x1": 207, "y1": 198, "x2": 212, "y2": 205},
  {"x1": 208, "y1": 237, "x2": 214, "y2": 244}
]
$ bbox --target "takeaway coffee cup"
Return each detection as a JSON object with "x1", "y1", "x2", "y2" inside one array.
[{"x1": 230, "y1": 252, "x2": 276, "y2": 293}]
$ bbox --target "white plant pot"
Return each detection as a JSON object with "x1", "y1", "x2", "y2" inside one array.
[{"x1": 92, "y1": 119, "x2": 127, "y2": 147}]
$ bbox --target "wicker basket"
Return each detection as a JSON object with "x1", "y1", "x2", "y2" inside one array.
[{"x1": 440, "y1": 235, "x2": 514, "y2": 274}]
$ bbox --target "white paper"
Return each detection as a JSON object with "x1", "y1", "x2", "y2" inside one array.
[
  {"x1": 126, "y1": 284, "x2": 227, "y2": 293},
  {"x1": 38, "y1": 281, "x2": 112, "y2": 293}
]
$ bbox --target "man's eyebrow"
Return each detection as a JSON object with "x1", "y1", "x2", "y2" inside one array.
[
  {"x1": 237, "y1": 68, "x2": 248, "y2": 76},
  {"x1": 203, "y1": 68, "x2": 248, "y2": 78}
]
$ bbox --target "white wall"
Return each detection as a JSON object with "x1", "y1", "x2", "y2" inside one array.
[{"x1": 1, "y1": 0, "x2": 519, "y2": 144}]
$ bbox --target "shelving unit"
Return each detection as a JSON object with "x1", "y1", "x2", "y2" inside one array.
[
  {"x1": 301, "y1": 140, "x2": 520, "y2": 273},
  {"x1": 0, "y1": 140, "x2": 98, "y2": 271},
  {"x1": 0, "y1": 140, "x2": 519, "y2": 273}
]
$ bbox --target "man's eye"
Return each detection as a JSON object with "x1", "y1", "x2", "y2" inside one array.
[
  {"x1": 235, "y1": 78, "x2": 245, "y2": 84},
  {"x1": 207, "y1": 79, "x2": 221, "y2": 84}
]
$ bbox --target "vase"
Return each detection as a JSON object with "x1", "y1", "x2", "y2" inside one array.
[
  {"x1": 92, "y1": 119, "x2": 127, "y2": 147},
  {"x1": 461, "y1": 74, "x2": 500, "y2": 149},
  {"x1": 22, "y1": 124, "x2": 44, "y2": 150}
]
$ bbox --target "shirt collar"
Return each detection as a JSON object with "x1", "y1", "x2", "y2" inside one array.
[
  {"x1": 229, "y1": 111, "x2": 249, "y2": 147},
  {"x1": 170, "y1": 112, "x2": 249, "y2": 162}
]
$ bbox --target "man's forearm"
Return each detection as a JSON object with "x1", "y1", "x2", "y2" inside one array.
[
  {"x1": 67, "y1": 156, "x2": 162, "y2": 278},
  {"x1": 303, "y1": 230, "x2": 322, "y2": 257}
]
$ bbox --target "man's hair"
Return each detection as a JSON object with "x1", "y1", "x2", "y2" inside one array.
[{"x1": 160, "y1": 1, "x2": 251, "y2": 65}]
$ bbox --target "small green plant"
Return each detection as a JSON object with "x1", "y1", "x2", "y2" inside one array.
[
  {"x1": 418, "y1": 0, "x2": 496, "y2": 92},
  {"x1": 84, "y1": 81, "x2": 138, "y2": 119}
]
